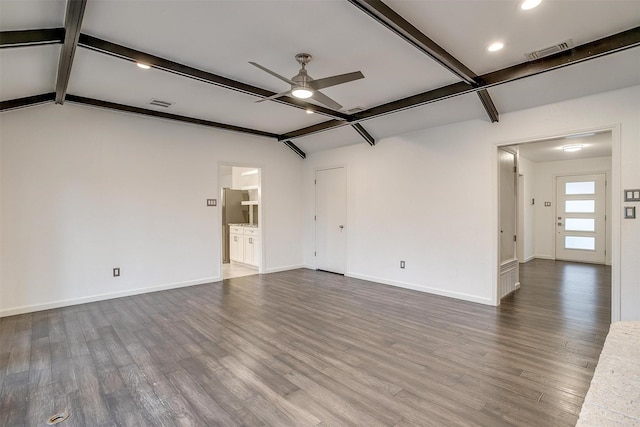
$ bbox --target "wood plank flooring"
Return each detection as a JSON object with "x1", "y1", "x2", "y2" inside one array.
[{"x1": 0, "y1": 259, "x2": 610, "y2": 426}]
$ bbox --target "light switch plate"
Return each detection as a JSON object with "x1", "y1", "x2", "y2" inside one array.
[
  {"x1": 207, "y1": 199, "x2": 217, "y2": 206},
  {"x1": 624, "y1": 206, "x2": 636, "y2": 219},
  {"x1": 624, "y1": 189, "x2": 640, "y2": 202},
  {"x1": 544, "y1": 202, "x2": 551, "y2": 207}
]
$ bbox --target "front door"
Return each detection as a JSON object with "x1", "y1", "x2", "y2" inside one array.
[
  {"x1": 315, "y1": 167, "x2": 346, "y2": 274},
  {"x1": 555, "y1": 174, "x2": 606, "y2": 263}
]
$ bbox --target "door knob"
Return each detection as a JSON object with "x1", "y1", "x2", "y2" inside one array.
[{"x1": 339, "y1": 225, "x2": 344, "y2": 229}]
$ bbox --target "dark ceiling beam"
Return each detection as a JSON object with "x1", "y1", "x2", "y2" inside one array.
[
  {"x1": 0, "y1": 93, "x2": 56, "y2": 111},
  {"x1": 481, "y1": 26, "x2": 640, "y2": 86},
  {"x1": 351, "y1": 123, "x2": 376, "y2": 146},
  {"x1": 476, "y1": 90, "x2": 499, "y2": 123},
  {"x1": 66, "y1": 95, "x2": 280, "y2": 139},
  {"x1": 282, "y1": 141, "x2": 307, "y2": 159},
  {"x1": 0, "y1": 28, "x2": 65, "y2": 48},
  {"x1": 279, "y1": 119, "x2": 346, "y2": 141},
  {"x1": 347, "y1": 0, "x2": 477, "y2": 84},
  {"x1": 78, "y1": 34, "x2": 351, "y2": 122},
  {"x1": 282, "y1": 26, "x2": 640, "y2": 140},
  {"x1": 346, "y1": 0, "x2": 499, "y2": 123},
  {"x1": 55, "y1": 0, "x2": 87, "y2": 104}
]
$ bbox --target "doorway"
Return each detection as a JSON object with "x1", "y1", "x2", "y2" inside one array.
[
  {"x1": 220, "y1": 165, "x2": 262, "y2": 279},
  {"x1": 497, "y1": 131, "x2": 613, "y2": 309},
  {"x1": 315, "y1": 167, "x2": 347, "y2": 274}
]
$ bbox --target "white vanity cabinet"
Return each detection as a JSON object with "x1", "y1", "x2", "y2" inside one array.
[
  {"x1": 243, "y1": 227, "x2": 260, "y2": 267},
  {"x1": 229, "y1": 226, "x2": 244, "y2": 263},
  {"x1": 229, "y1": 225, "x2": 260, "y2": 267}
]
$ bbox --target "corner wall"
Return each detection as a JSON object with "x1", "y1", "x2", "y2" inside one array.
[
  {"x1": 0, "y1": 103, "x2": 304, "y2": 316},
  {"x1": 303, "y1": 85, "x2": 640, "y2": 320}
]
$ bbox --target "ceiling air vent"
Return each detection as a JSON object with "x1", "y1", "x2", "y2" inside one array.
[
  {"x1": 148, "y1": 99, "x2": 173, "y2": 108},
  {"x1": 526, "y1": 39, "x2": 574, "y2": 61},
  {"x1": 345, "y1": 106, "x2": 364, "y2": 114}
]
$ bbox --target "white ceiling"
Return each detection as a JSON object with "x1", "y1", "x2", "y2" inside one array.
[
  {"x1": 514, "y1": 131, "x2": 612, "y2": 163},
  {"x1": 1, "y1": 0, "x2": 639, "y2": 155}
]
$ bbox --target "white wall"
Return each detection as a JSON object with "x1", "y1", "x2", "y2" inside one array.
[
  {"x1": 304, "y1": 85, "x2": 640, "y2": 320},
  {"x1": 518, "y1": 156, "x2": 536, "y2": 262},
  {"x1": 0, "y1": 104, "x2": 304, "y2": 316},
  {"x1": 231, "y1": 166, "x2": 259, "y2": 190},
  {"x1": 532, "y1": 156, "x2": 612, "y2": 263}
]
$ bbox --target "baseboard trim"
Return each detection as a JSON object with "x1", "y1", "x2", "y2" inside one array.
[
  {"x1": 264, "y1": 264, "x2": 306, "y2": 274},
  {"x1": 534, "y1": 255, "x2": 555, "y2": 260},
  {"x1": 0, "y1": 276, "x2": 221, "y2": 317},
  {"x1": 345, "y1": 272, "x2": 493, "y2": 306},
  {"x1": 522, "y1": 255, "x2": 536, "y2": 263}
]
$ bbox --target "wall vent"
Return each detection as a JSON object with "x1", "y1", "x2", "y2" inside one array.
[
  {"x1": 148, "y1": 99, "x2": 173, "y2": 108},
  {"x1": 526, "y1": 39, "x2": 574, "y2": 61}
]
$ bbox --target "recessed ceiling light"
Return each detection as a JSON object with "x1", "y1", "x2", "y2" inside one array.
[
  {"x1": 488, "y1": 42, "x2": 504, "y2": 52},
  {"x1": 137, "y1": 63, "x2": 151, "y2": 70},
  {"x1": 562, "y1": 144, "x2": 583, "y2": 152},
  {"x1": 520, "y1": 0, "x2": 542, "y2": 10}
]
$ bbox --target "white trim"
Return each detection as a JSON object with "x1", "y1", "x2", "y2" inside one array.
[
  {"x1": 610, "y1": 124, "x2": 622, "y2": 322},
  {"x1": 522, "y1": 255, "x2": 537, "y2": 263},
  {"x1": 346, "y1": 272, "x2": 494, "y2": 306},
  {"x1": 0, "y1": 276, "x2": 221, "y2": 317},
  {"x1": 534, "y1": 254, "x2": 555, "y2": 260},
  {"x1": 264, "y1": 264, "x2": 306, "y2": 274}
]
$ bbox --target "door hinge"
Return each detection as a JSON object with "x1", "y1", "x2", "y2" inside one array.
[
  {"x1": 314, "y1": 215, "x2": 316, "y2": 221},
  {"x1": 514, "y1": 235, "x2": 517, "y2": 242},
  {"x1": 513, "y1": 166, "x2": 517, "y2": 173},
  {"x1": 314, "y1": 179, "x2": 316, "y2": 185},
  {"x1": 314, "y1": 251, "x2": 316, "y2": 256}
]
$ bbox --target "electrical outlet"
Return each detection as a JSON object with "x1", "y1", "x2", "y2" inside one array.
[
  {"x1": 113, "y1": 268, "x2": 120, "y2": 277},
  {"x1": 400, "y1": 261, "x2": 405, "y2": 269}
]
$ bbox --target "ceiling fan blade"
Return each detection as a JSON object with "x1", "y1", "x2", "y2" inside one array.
[
  {"x1": 249, "y1": 62, "x2": 296, "y2": 85},
  {"x1": 310, "y1": 71, "x2": 364, "y2": 90},
  {"x1": 312, "y1": 90, "x2": 343, "y2": 110},
  {"x1": 255, "y1": 90, "x2": 292, "y2": 103}
]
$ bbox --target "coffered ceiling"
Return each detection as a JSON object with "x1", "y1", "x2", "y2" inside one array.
[{"x1": 1, "y1": 0, "x2": 639, "y2": 158}]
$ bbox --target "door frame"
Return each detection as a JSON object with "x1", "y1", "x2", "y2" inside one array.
[
  {"x1": 218, "y1": 161, "x2": 265, "y2": 278},
  {"x1": 314, "y1": 165, "x2": 348, "y2": 274},
  {"x1": 493, "y1": 124, "x2": 621, "y2": 322}
]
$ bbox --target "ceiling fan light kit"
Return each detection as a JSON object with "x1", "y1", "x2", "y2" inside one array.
[
  {"x1": 250, "y1": 52, "x2": 364, "y2": 111},
  {"x1": 292, "y1": 88, "x2": 313, "y2": 99}
]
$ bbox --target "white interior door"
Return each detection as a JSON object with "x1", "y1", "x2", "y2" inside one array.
[
  {"x1": 499, "y1": 149, "x2": 517, "y2": 263},
  {"x1": 315, "y1": 167, "x2": 346, "y2": 274},
  {"x1": 555, "y1": 174, "x2": 606, "y2": 263}
]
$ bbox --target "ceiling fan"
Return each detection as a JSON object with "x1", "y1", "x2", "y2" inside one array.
[{"x1": 250, "y1": 53, "x2": 364, "y2": 111}]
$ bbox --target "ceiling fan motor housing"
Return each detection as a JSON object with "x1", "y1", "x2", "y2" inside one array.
[{"x1": 295, "y1": 53, "x2": 312, "y2": 65}]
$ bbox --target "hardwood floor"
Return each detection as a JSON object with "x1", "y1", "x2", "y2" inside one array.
[{"x1": 0, "y1": 259, "x2": 610, "y2": 426}]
